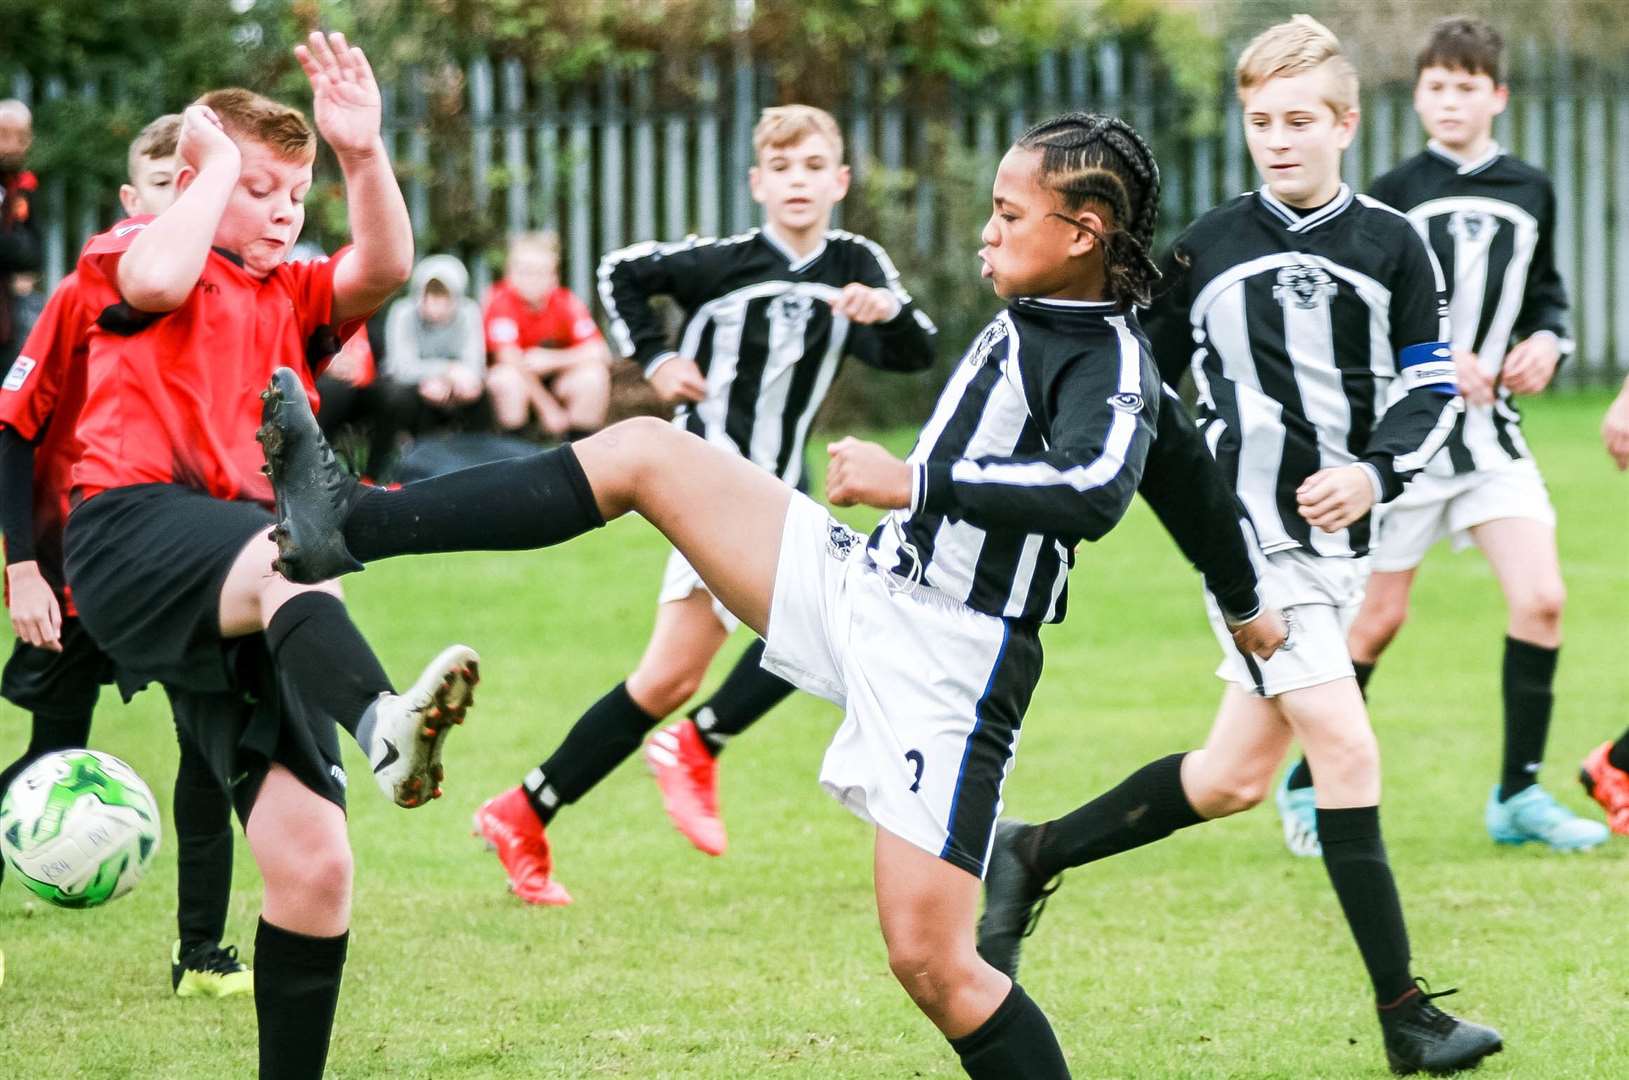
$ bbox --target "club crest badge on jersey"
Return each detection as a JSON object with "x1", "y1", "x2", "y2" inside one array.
[
  {"x1": 2, "y1": 355, "x2": 36, "y2": 392},
  {"x1": 1107, "y1": 392, "x2": 1144, "y2": 414},
  {"x1": 1272, "y1": 265, "x2": 1337, "y2": 310},
  {"x1": 965, "y1": 318, "x2": 1008, "y2": 368},
  {"x1": 826, "y1": 519, "x2": 862, "y2": 560},
  {"x1": 769, "y1": 291, "x2": 816, "y2": 335},
  {"x1": 1447, "y1": 209, "x2": 1499, "y2": 244}
]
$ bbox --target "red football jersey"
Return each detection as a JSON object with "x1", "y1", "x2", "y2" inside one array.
[
  {"x1": 482, "y1": 280, "x2": 602, "y2": 356},
  {"x1": 72, "y1": 217, "x2": 358, "y2": 507},
  {"x1": 0, "y1": 269, "x2": 110, "y2": 612}
]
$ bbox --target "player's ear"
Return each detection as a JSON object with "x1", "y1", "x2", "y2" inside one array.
[
  {"x1": 118, "y1": 183, "x2": 140, "y2": 218},
  {"x1": 173, "y1": 164, "x2": 199, "y2": 198},
  {"x1": 1333, "y1": 106, "x2": 1360, "y2": 151},
  {"x1": 1067, "y1": 209, "x2": 1106, "y2": 259},
  {"x1": 831, "y1": 163, "x2": 851, "y2": 202},
  {"x1": 748, "y1": 164, "x2": 765, "y2": 207}
]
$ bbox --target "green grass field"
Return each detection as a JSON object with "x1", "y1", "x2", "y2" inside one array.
[{"x1": 2, "y1": 390, "x2": 1627, "y2": 1078}]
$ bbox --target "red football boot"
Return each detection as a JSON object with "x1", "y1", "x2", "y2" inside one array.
[
  {"x1": 472, "y1": 786, "x2": 573, "y2": 905},
  {"x1": 1580, "y1": 742, "x2": 1629, "y2": 836},
  {"x1": 645, "y1": 719, "x2": 727, "y2": 856}
]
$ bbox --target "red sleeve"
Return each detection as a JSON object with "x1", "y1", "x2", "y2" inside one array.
[
  {"x1": 0, "y1": 276, "x2": 86, "y2": 440},
  {"x1": 484, "y1": 283, "x2": 521, "y2": 353},
  {"x1": 77, "y1": 215, "x2": 157, "y2": 289},
  {"x1": 553, "y1": 288, "x2": 603, "y2": 346}
]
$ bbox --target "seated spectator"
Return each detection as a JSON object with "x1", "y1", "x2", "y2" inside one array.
[
  {"x1": 483, "y1": 231, "x2": 611, "y2": 439},
  {"x1": 384, "y1": 253, "x2": 486, "y2": 422}
]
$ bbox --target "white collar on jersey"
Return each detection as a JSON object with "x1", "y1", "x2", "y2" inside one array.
[
  {"x1": 1018, "y1": 296, "x2": 1117, "y2": 309},
  {"x1": 1256, "y1": 183, "x2": 1354, "y2": 232},
  {"x1": 759, "y1": 223, "x2": 828, "y2": 271},
  {"x1": 1425, "y1": 139, "x2": 1503, "y2": 176}
]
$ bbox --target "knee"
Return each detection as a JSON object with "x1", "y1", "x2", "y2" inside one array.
[
  {"x1": 269, "y1": 837, "x2": 353, "y2": 914},
  {"x1": 629, "y1": 662, "x2": 706, "y2": 717},
  {"x1": 1183, "y1": 749, "x2": 1273, "y2": 817},
  {"x1": 1355, "y1": 595, "x2": 1409, "y2": 651},
  {"x1": 884, "y1": 934, "x2": 974, "y2": 1015},
  {"x1": 1311, "y1": 729, "x2": 1380, "y2": 790},
  {"x1": 1202, "y1": 774, "x2": 1271, "y2": 817},
  {"x1": 1512, "y1": 581, "x2": 1566, "y2": 634}
]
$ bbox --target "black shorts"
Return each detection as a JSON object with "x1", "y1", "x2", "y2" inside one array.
[
  {"x1": 1, "y1": 616, "x2": 115, "y2": 717},
  {"x1": 65, "y1": 484, "x2": 347, "y2": 816},
  {"x1": 167, "y1": 680, "x2": 347, "y2": 824}
]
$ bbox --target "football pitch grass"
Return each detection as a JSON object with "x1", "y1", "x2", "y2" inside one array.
[{"x1": 2, "y1": 390, "x2": 1626, "y2": 1078}]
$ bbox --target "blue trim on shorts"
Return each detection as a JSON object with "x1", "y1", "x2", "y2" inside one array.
[{"x1": 941, "y1": 621, "x2": 1012, "y2": 863}]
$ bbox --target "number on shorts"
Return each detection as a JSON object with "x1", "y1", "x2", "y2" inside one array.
[{"x1": 905, "y1": 749, "x2": 924, "y2": 793}]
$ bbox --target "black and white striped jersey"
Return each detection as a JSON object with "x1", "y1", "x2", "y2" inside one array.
[
  {"x1": 598, "y1": 226, "x2": 937, "y2": 487},
  {"x1": 867, "y1": 298, "x2": 1161, "y2": 625},
  {"x1": 1370, "y1": 142, "x2": 1570, "y2": 476},
  {"x1": 1144, "y1": 184, "x2": 1464, "y2": 560}
]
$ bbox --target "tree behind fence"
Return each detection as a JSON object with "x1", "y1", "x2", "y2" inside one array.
[{"x1": 11, "y1": 37, "x2": 1626, "y2": 411}]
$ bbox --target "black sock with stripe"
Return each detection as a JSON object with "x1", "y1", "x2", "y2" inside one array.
[
  {"x1": 523, "y1": 682, "x2": 659, "y2": 825},
  {"x1": 689, "y1": 639, "x2": 796, "y2": 757},
  {"x1": 1500, "y1": 637, "x2": 1558, "y2": 799}
]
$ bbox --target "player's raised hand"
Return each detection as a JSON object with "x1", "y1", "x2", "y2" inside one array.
[
  {"x1": 1296, "y1": 464, "x2": 1376, "y2": 533},
  {"x1": 826, "y1": 436, "x2": 910, "y2": 509},
  {"x1": 176, "y1": 104, "x2": 240, "y2": 176},
  {"x1": 830, "y1": 283, "x2": 901, "y2": 325},
  {"x1": 1229, "y1": 607, "x2": 1288, "y2": 661},
  {"x1": 1500, "y1": 332, "x2": 1561, "y2": 396},
  {"x1": 1602, "y1": 380, "x2": 1629, "y2": 471},
  {"x1": 1452, "y1": 348, "x2": 1495, "y2": 407},
  {"x1": 6, "y1": 561, "x2": 62, "y2": 653},
  {"x1": 295, "y1": 31, "x2": 382, "y2": 159},
  {"x1": 648, "y1": 356, "x2": 708, "y2": 404}
]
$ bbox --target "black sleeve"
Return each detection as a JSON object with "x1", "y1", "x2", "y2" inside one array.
[
  {"x1": 916, "y1": 343, "x2": 1157, "y2": 543},
  {"x1": 1511, "y1": 180, "x2": 1572, "y2": 348},
  {"x1": 1358, "y1": 226, "x2": 1463, "y2": 501},
  {"x1": 1140, "y1": 243, "x2": 1197, "y2": 388},
  {"x1": 596, "y1": 238, "x2": 729, "y2": 375},
  {"x1": 0, "y1": 217, "x2": 42, "y2": 277},
  {"x1": 0, "y1": 425, "x2": 36, "y2": 564},
  {"x1": 842, "y1": 240, "x2": 938, "y2": 373},
  {"x1": 1137, "y1": 385, "x2": 1260, "y2": 622}
]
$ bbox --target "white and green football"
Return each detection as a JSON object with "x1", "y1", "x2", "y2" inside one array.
[{"x1": 0, "y1": 749, "x2": 161, "y2": 909}]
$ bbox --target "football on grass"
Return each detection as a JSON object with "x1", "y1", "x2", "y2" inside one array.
[{"x1": 1, "y1": 749, "x2": 161, "y2": 909}]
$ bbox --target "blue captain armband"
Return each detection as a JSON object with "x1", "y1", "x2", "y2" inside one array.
[{"x1": 1398, "y1": 342, "x2": 1459, "y2": 396}]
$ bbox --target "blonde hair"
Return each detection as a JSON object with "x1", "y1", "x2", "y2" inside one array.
[
  {"x1": 196, "y1": 88, "x2": 315, "y2": 163},
  {"x1": 127, "y1": 114, "x2": 181, "y2": 182},
  {"x1": 753, "y1": 105, "x2": 844, "y2": 163},
  {"x1": 508, "y1": 230, "x2": 561, "y2": 266},
  {"x1": 1235, "y1": 15, "x2": 1359, "y2": 116}
]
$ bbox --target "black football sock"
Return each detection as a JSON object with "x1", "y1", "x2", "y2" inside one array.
[
  {"x1": 1500, "y1": 637, "x2": 1558, "y2": 799},
  {"x1": 522, "y1": 682, "x2": 659, "y2": 826},
  {"x1": 1029, "y1": 753, "x2": 1204, "y2": 878},
  {"x1": 174, "y1": 729, "x2": 235, "y2": 953},
  {"x1": 1608, "y1": 730, "x2": 1629, "y2": 774},
  {"x1": 265, "y1": 592, "x2": 392, "y2": 748},
  {"x1": 253, "y1": 918, "x2": 347, "y2": 1080},
  {"x1": 1284, "y1": 757, "x2": 1314, "y2": 790},
  {"x1": 947, "y1": 981, "x2": 1070, "y2": 1079},
  {"x1": 342, "y1": 445, "x2": 604, "y2": 563},
  {"x1": 689, "y1": 638, "x2": 795, "y2": 757},
  {"x1": 0, "y1": 706, "x2": 94, "y2": 798},
  {"x1": 1287, "y1": 662, "x2": 1373, "y2": 792},
  {"x1": 1316, "y1": 806, "x2": 1414, "y2": 1003}
]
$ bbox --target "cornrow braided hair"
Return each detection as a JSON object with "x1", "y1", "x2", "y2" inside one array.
[{"x1": 1015, "y1": 112, "x2": 1162, "y2": 307}]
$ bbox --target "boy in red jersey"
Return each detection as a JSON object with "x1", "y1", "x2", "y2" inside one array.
[
  {"x1": 1, "y1": 114, "x2": 257, "y2": 998},
  {"x1": 483, "y1": 230, "x2": 613, "y2": 438},
  {"x1": 60, "y1": 34, "x2": 477, "y2": 1079}
]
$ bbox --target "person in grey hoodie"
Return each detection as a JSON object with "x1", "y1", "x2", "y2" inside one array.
[{"x1": 383, "y1": 254, "x2": 487, "y2": 421}]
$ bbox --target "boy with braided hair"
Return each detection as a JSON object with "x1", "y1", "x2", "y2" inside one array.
[
  {"x1": 977, "y1": 17, "x2": 1504, "y2": 1076},
  {"x1": 259, "y1": 108, "x2": 1283, "y2": 1078}
]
